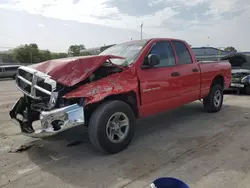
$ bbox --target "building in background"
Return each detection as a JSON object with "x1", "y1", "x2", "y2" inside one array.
[
  {"x1": 192, "y1": 47, "x2": 250, "y2": 61},
  {"x1": 192, "y1": 47, "x2": 228, "y2": 56},
  {"x1": 191, "y1": 47, "x2": 230, "y2": 61}
]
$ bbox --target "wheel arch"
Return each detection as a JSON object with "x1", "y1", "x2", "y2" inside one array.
[
  {"x1": 84, "y1": 91, "x2": 139, "y2": 124},
  {"x1": 103, "y1": 91, "x2": 139, "y2": 117},
  {"x1": 211, "y1": 75, "x2": 224, "y2": 89}
]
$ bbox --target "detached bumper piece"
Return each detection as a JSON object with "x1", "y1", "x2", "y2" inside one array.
[{"x1": 9, "y1": 97, "x2": 84, "y2": 138}]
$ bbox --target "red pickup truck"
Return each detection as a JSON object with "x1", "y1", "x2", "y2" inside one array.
[{"x1": 10, "y1": 38, "x2": 231, "y2": 154}]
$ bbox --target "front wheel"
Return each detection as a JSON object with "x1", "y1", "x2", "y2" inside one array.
[
  {"x1": 88, "y1": 100, "x2": 136, "y2": 154},
  {"x1": 203, "y1": 84, "x2": 223, "y2": 113}
]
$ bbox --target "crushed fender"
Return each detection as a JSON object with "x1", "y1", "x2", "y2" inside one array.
[{"x1": 64, "y1": 69, "x2": 138, "y2": 105}]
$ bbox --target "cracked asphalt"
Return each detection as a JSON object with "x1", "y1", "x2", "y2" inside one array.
[{"x1": 1, "y1": 79, "x2": 250, "y2": 188}]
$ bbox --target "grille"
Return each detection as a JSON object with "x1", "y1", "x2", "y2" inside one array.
[
  {"x1": 16, "y1": 66, "x2": 57, "y2": 100},
  {"x1": 232, "y1": 72, "x2": 249, "y2": 78},
  {"x1": 231, "y1": 72, "x2": 249, "y2": 83}
]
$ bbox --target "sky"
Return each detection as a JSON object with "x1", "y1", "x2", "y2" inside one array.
[{"x1": 0, "y1": 0, "x2": 250, "y2": 52}]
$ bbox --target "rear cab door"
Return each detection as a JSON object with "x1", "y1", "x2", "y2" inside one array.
[
  {"x1": 0, "y1": 67, "x2": 5, "y2": 78},
  {"x1": 136, "y1": 39, "x2": 182, "y2": 117},
  {"x1": 171, "y1": 40, "x2": 201, "y2": 104},
  {"x1": 5, "y1": 66, "x2": 18, "y2": 78}
]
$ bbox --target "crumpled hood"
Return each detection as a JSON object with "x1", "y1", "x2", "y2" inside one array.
[
  {"x1": 29, "y1": 55, "x2": 124, "y2": 87},
  {"x1": 221, "y1": 53, "x2": 248, "y2": 67}
]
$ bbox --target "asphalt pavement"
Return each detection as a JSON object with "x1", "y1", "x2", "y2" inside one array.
[{"x1": 0, "y1": 79, "x2": 250, "y2": 188}]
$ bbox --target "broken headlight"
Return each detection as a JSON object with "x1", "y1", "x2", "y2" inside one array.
[{"x1": 241, "y1": 75, "x2": 250, "y2": 83}]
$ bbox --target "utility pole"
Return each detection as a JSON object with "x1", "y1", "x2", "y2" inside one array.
[
  {"x1": 29, "y1": 51, "x2": 32, "y2": 64},
  {"x1": 140, "y1": 23, "x2": 143, "y2": 40},
  {"x1": 217, "y1": 47, "x2": 225, "y2": 61}
]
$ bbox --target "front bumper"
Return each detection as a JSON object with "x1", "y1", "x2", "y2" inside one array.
[
  {"x1": 227, "y1": 75, "x2": 250, "y2": 90},
  {"x1": 10, "y1": 99, "x2": 84, "y2": 138},
  {"x1": 225, "y1": 82, "x2": 250, "y2": 94},
  {"x1": 229, "y1": 82, "x2": 245, "y2": 88}
]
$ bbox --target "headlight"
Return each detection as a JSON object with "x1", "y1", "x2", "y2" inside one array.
[{"x1": 241, "y1": 75, "x2": 250, "y2": 83}]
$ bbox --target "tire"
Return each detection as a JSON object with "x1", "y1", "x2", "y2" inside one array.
[
  {"x1": 88, "y1": 100, "x2": 136, "y2": 154},
  {"x1": 245, "y1": 85, "x2": 250, "y2": 95},
  {"x1": 12, "y1": 74, "x2": 16, "y2": 80},
  {"x1": 203, "y1": 84, "x2": 223, "y2": 113}
]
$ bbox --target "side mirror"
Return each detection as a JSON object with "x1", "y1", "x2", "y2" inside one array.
[
  {"x1": 141, "y1": 54, "x2": 160, "y2": 69},
  {"x1": 148, "y1": 54, "x2": 160, "y2": 67}
]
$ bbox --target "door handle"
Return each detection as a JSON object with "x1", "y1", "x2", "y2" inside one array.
[
  {"x1": 192, "y1": 68, "x2": 199, "y2": 72},
  {"x1": 171, "y1": 72, "x2": 180, "y2": 77}
]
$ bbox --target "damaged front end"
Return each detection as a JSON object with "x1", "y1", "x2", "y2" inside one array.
[{"x1": 9, "y1": 66, "x2": 85, "y2": 138}]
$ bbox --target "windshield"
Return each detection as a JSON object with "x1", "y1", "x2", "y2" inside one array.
[{"x1": 99, "y1": 40, "x2": 149, "y2": 66}]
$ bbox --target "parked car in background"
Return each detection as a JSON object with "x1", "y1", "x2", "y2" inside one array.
[
  {"x1": 10, "y1": 38, "x2": 231, "y2": 154},
  {"x1": 221, "y1": 53, "x2": 250, "y2": 94},
  {"x1": 0, "y1": 65, "x2": 20, "y2": 79}
]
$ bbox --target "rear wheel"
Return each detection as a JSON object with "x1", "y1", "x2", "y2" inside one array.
[
  {"x1": 88, "y1": 100, "x2": 136, "y2": 154},
  {"x1": 245, "y1": 85, "x2": 250, "y2": 95},
  {"x1": 203, "y1": 84, "x2": 223, "y2": 113}
]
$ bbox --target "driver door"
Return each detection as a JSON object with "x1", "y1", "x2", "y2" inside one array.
[{"x1": 137, "y1": 40, "x2": 182, "y2": 117}]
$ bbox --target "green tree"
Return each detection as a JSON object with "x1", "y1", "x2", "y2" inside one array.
[
  {"x1": 68, "y1": 44, "x2": 85, "y2": 56},
  {"x1": 80, "y1": 51, "x2": 92, "y2": 56},
  {"x1": 51, "y1": 52, "x2": 68, "y2": 59},
  {"x1": 224, "y1": 46, "x2": 237, "y2": 52},
  {"x1": 9, "y1": 43, "x2": 69, "y2": 64},
  {"x1": 0, "y1": 52, "x2": 17, "y2": 63},
  {"x1": 39, "y1": 50, "x2": 52, "y2": 62},
  {"x1": 58, "y1": 53, "x2": 68, "y2": 58},
  {"x1": 13, "y1": 43, "x2": 40, "y2": 64}
]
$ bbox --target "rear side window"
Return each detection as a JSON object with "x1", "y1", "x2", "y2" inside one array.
[
  {"x1": 5, "y1": 67, "x2": 19, "y2": 71},
  {"x1": 148, "y1": 41, "x2": 176, "y2": 67},
  {"x1": 172, "y1": 41, "x2": 193, "y2": 65}
]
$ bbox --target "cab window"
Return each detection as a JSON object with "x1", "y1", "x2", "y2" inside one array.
[
  {"x1": 147, "y1": 41, "x2": 176, "y2": 67},
  {"x1": 172, "y1": 41, "x2": 193, "y2": 65}
]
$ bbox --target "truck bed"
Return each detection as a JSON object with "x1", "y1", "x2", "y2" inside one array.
[{"x1": 198, "y1": 60, "x2": 232, "y2": 98}]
